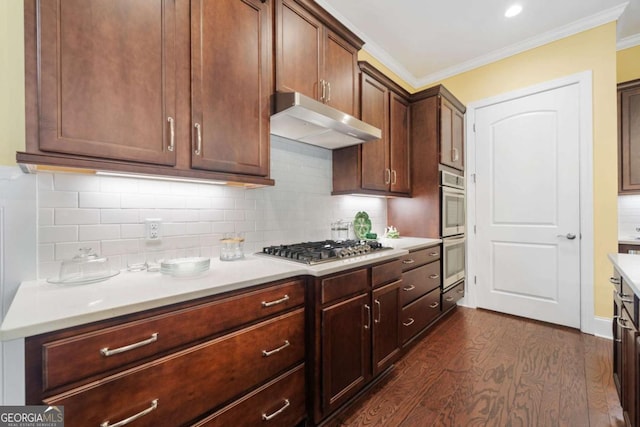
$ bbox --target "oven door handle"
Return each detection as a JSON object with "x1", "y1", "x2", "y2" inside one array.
[{"x1": 443, "y1": 236, "x2": 466, "y2": 246}]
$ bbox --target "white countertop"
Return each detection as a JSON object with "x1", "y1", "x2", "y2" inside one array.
[
  {"x1": 0, "y1": 237, "x2": 441, "y2": 340},
  {"x1": 608, "y1": 253, "x2": 640, "y2": 296},
  {"x1": 619, "y1": 238, "x2": 640, "y2": 245}
]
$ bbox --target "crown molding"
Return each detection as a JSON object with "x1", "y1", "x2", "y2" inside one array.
[
  {"x1": 315, "y1": 0, "x2": 628, "y2": 90},
  {"x1": 618, "y1": 33, "x2": 640, "y2": 50}
]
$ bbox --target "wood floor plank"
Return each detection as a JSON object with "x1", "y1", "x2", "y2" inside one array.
[{"x1": 336, "y1": 307, "x2": 623, "y2": 427}]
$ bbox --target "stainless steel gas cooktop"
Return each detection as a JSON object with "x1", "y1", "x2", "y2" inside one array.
[{"x1": 259, "y1": 240, "x2": 391, "y2": 265}]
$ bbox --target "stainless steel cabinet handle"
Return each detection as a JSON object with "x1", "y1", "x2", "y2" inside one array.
[
  {"x1": 167, "y1": 117, "x2": 175, "y2": 152},
  {"x1": 610, "y1": 277, "x2": 621, "y2": 285},
  {"x1": 100, "y1": 399, "x2": 158, "y2": 427},
  {"x1": 452, "y1": 148, "x2": 459, "y2": 162},
  {"x1": 326, "y1": 81, "x2": 331, "y2": 103},
  {"x1": 556, "y1": 233, "x2": 576, "y2": 240},
  {"x1": 617, "y1": 292, "x2": 634, "y2": 304},
  {"x1": 261, "y1": 295, "x2": 289, "y2": 307},
  {"x1": 364, "y1": 304, "x2": 371, "y2": 330},
  {"x1": 100, "y1": 333, "x2": 158, "y2": 357},
  {"x1": 374, "y1": 300, "x2": 381, "y2": 324},
  {"x1": 391, "y1": 169, "x2": 397, "y2": 185},
  {"x1": 617, "y1": 316, "x2": 633, "y2": 331},
  {"x1": 194, "y1": 122, "x2": 202, "y2": 156},
  {"x1": 429, "y1": 301, "x2": 439, "y2": 309},
  {"x1": 429, "y1": 252, "x2": 439, "y2": 257},
  {"x1": 385, "y1": 168, "x2": 391, "y2": 185},
  {"x1": 402, "y1": 284, "x2": 416, "y2": 291},
  {"x1": 615, "y1": 338, "x2": 622, "y2": 343},
  {"x1": 262, "y1": 399, "x2": 290, "y2": 421},
  {"x1": 457, "y1": 289, "x2": 464, "y2": 294},
  {"x1": 403, "y1": 318, "x2": 415, "y2": 327},
  {"x1": 445, "y1": 296, "x2": 455, "y2": 302},
  {"x1": 429, "y1": 274, "x2": 439, "y2": 279},
  {"x1": 262, "y1": 340, "x2": 290, "y2": 357},
  {"x1": 402, "y1": 259, "x2": 415, "y2": 265},
  {"x1": 320, "y1": 79, "x2": 326, "y2": 102}
]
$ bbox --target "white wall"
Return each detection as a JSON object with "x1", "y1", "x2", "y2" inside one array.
[{"x1": 36, "y1": 136, "x2": 388, "y2": 278}]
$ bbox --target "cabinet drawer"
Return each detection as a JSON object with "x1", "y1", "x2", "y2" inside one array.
[
  {"x1": 401, "y1": 288, "x2": 441, "y2": 344},
  {"x1": 44, "y1": 309, "x2": 305, "y2": 427},
  {"x1": 39, "y1": 279, "x2": 305, "y2": 391},
  {"x1": 372, "y1": 260, "x2": 402, "y2": 288},
  {"x1": 194, "y1": 364, "x2": 306, "y2": 427},
  {"x1": 621, "y1": 280, "x2": 639, "y2": 327},
  {"x1": 400, "y1": 261, "x2": 441, "y2": 306},
  {"x1": 442, "y1": 280, "x2": 465, "y2": 312},
  {"x1": 321, "y1": 269, "x2": 368, "y2": 305},
  {"x1": 399, "y1": 246, "x2": 440, "y2": 271}
]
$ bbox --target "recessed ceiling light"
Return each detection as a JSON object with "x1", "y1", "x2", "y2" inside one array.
[{"x1": 505, "y1": 4, "x2": 523, "y2": 18}]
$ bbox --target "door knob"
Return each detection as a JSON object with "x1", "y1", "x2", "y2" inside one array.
[{"x1": 557, "y1": 233, "x2": 576, "y2": 240}]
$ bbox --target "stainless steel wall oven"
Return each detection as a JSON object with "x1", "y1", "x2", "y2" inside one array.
[{"x1": 441, "y1": 170, "x2": 465, "y2": 289}]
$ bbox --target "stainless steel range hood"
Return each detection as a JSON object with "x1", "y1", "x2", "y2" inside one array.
[{"x1": 270, "y1": 92, "x2": 382, "y2": 150}]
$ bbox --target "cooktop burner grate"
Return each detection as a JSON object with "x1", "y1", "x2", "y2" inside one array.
[{"x1": 259, "y1": 240, "x2": 390, "y2": 264}]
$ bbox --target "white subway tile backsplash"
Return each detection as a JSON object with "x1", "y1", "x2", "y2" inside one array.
[
  {"x1": 40, "y1": 226, "x2": 78, "y2": 243},
  {"x1": 39, "y1": 190, "x2": 78, "y2": 208},
  {"x1": 54, "y1": 173, "x2": 100, "y2": 192},
  {"x1": 101, "y1": 209, "x2": 139, "y2": 224},
  {"x1": 55, "y1": 208, "x2": 100, "y2": 225},
  {"x1": 39, "y1": 208, "x2": 54, "y2": 226},
  {"x1": 80, "y1": 192, "x2": 121, "y2": 208},
  {"x1": 55, "y1": 241, "x2": 102, "y2": 261},
  {"x1": 78, "y1": 224, "x2": 120, "y2": 241},
  {"x1": 36, "y1": 139, "x2": 388, "y2": 277}
]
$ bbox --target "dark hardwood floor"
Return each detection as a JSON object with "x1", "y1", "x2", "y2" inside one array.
[{"x1": 330, "y1": 307, "x2": 624, "y2": 427}]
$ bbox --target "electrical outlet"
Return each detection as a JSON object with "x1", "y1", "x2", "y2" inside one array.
[{"x1": 145, "y1": 218, "x2": 162, "y2": 241}]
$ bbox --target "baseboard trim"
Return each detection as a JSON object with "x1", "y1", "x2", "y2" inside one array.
[{"x1": 593, "y1": 316, "x2": 612, "y2": 340}]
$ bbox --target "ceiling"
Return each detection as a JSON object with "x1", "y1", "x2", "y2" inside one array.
[{"x1": 315, "y1": 0, "x2": 640, "y2": 88}]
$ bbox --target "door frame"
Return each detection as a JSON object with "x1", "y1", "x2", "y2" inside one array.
[{"x1": 463, "y1": 71, "x2": 594, "y2": 334}]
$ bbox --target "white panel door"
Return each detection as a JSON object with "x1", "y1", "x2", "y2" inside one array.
[{"x1": 475, "y1": 83, "x2": 581, "y2": 328}]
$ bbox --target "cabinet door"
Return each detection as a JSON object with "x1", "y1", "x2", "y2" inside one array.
[
  {"x1": 191, "y1": 0, "x2": 271, "y2": 176},
  {"x1": 321, "y1": 293, "x2": 371, "y2": 415},
  {"x1": 37, "y1": 0, "x2": 177, "y2": 165},
  {"x1": 360, "y1": 73, "x2": 390, "y2": 192},
  {"x1": 440, "y1": 97, "x2": 464, "y2": 170},
  {"x1": 276, "y1": 0, "x2": 322, "y2": 99},
  {"x1": 621, "y1": 307, "x2": 639, "y2": 427},
  {"x1": 620, "y1": 83, "x2": 640, "y2": 193},
  {"x1": 390, "y1": 93, "x2": 411, "y2": 194},
  {"x1": 323, "y1": 30, "x2": 359, "y2": 117},
  {"x1": 614, "y1": 291, "x2": 623, "y2": 401},
  {"x1": 372, "y1": 280, "x2": 401, "y2": 376}
]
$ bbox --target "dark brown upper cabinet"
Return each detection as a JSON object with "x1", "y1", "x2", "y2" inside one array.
[
  {"x1": 21, "y1": 0, "x2": 273, "y2": 187},
  {"x1": 332, "y1": 62, "x2": 411, "y2": 197},
  {"x1": 275, "y1": 0, "x2": 362, "y2": 117},
  {"x1": 619, "y1": 79, "x2": 640, "y2": 194},
  {"x1": 439, "y1": 96, "x2": 465, "y2": 170}
]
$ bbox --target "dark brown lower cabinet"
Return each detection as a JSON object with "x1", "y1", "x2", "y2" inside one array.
[
  {"x1": 621, "y1": 306, "x2": 639, "y2": 427},
  {"x1": 310, "y1": 260, "x2": 402, "y2": 425},
  {"x1": 401, "y1": 288, "x2": 441, "y2": 344}
]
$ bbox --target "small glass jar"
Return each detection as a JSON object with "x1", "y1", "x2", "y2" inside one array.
[{"x1": 220, "y1": 233, "x2": 245, "y2": 261}]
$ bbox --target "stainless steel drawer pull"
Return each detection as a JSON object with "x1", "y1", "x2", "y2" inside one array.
[
  {"x1": 610, "y1": 276, "x2": 621, "y2": 285},
  {"x1": 385, "y1": 168, "x2": 391, "y2": 185},
  {"x1": 617, "y1": 317, "x2": 633, "y2": 331},
  {"x1": 403, "y1": 284, "x2": 416, "y2": 291},
  {"x1": 429, "y1": 302, "x2": 439, "y2": 309},
  {"x1": 167, "y1": 117, "x2": 175, "y2": 152},
  {"x1": 391, "y1": 169, "x2": 397, "y2": 185},
  {"x1": 429, "y1": 274, "x2": 439, "y2": 279},
  {"x1": 364, "y1": 304, "x2": 371, "y2": 330},
  {"x1": 617, "y1": 292, "x2": 634, "y2": 304},
  {"x1": 100, "y1": 333, "x2": 158, "y2": 357},
  {"x1": 261, "y1": 294, "x2": 289, "y2": 307},
  {"x1": 262, "y1": 340, "x2": 290, "y2": 357},
  {"x1": 445, "y1": 296, "x2": 455, "y2": 302},
  {"x1": 429, "y1": 252, "x2": 439, "y2": 257},
  {"x1": 403, "y1": 318, "x2": 415, "y2": 327},
  {"x1": 262, "y1": 399, "x2": 290, "y2": 421},
  {"x1": 402, "y1": 259, "x2": 415, "y2": 265},
  {"x1": 100, "y1": 399, "x2": 158, "y2": 427},
  {"x1": 194, "y1": 122, "x2": 202, "y2": 156},
  {"x1": 374, "y1": 300, "x2": 381, "y2": 324},
  {"x1": 457, "y1": 289, "x2": 464, "y2": 294}
]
